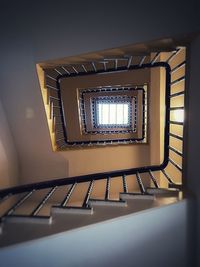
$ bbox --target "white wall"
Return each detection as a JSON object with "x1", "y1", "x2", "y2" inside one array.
[{"x1": 0, "y1": 200, "x2": 189, "y2": 267}]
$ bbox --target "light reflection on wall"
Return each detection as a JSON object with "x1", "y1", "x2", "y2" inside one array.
[{"x1": 174, "y1": 110, "x2": 184, "y2": 123}]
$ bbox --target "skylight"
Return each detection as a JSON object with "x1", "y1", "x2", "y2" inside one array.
[
  {"x1": 78, "y1": 87, "x2": 145, "y2": 136},
  {"x1": 97, "y1": 102, "x2": 130, "y2": 126}
]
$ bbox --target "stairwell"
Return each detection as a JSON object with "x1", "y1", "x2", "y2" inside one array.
[
  {"x1": 0, "y1": 42, "x2": 186, "y2": 248},
  {"x1": 0, "y1": 2, "x2": 199, "y2": 265}
]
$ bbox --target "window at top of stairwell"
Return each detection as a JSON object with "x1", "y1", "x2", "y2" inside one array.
[
  {"x1": 95, "y1": 99, "x2": 131, "y2": 128},
  {"x1": 78, "y1": 86, "x2": 143, "y2": 135}
]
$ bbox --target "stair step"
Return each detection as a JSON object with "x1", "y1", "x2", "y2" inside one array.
[
  {"x1": 169, "y1": 183, "x2": 182, "y2": 190},
  {"x1": 5, "y1": 215, "x2": 52, "y2": 224},
  {"x1": 146, "y1": 187, "x2": 179, "y2": 196},
  {"x1": 120, "y1": 193, "x2": 155, "y2": 201},
  {"x1": 51, "y1": 205, "x2": 93, "y2": 215},
  {"x1": 89, "y1": 199, "x2": 127, "y2": 207}
]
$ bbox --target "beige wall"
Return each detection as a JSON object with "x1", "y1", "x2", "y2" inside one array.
[
  {"x1": 150, "y1": 62, "x2": 162, "y2": 166},
  {"x1": 148, "y1": 60, "x2": 162, "y2": 185},
  {"x1": 161, "y1": 49, "x2": 186, "y2": 185}
]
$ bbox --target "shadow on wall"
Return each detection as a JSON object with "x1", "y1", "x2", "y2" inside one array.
[{"x1": 0, "y1": 99, "x2": 18, "y2": 189}]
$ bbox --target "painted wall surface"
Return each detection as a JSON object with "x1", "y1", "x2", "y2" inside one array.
[
  {"x1": 0, "y1": 200, "x2": 189, "y2": 267},
  {"x1": 0, "y1": 98, "x2": 18, "y2": 189},
  {"x1": 186, "y1": 35, "x2": 200, "y2": 267}
]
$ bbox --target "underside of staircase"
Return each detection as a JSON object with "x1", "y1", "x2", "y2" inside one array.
[{"x1": 0, "y1": 184, "x2": 182, "y2": 248}]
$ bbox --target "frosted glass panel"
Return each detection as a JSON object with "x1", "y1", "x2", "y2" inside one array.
[{"x1": 97, "y1": 103, "x2": 130, "y2": 126}]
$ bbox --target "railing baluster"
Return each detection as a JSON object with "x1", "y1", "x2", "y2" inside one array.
[
  {"x1": 50, "y1": 101, "x2": 54, "y2": 120},
  {"x1": 52, "y1": 116, "x2": 56, "y2": 133},
  {"x1": 52, "y1": 105, "x2": 62, "y2": 109},
  {"x1": 169, "y1": 146, "x2": 183, "y2": 157},
  {"x1": 127, "y1": 56, "x2": 133, "y2": 68},
  {"x1": 46, "y1": 87, "x2": 50, "y2": 105},
  {"x1": 46, "y1": 75, "x2": 57, "y2": 81},
  {"x1": 82, "y1": 181, "x2": 94, "y2": 208},
  {"x1": 171, "y1": 61, "x2": 186, "y2": 73},
  {"x1": 139, "y1": 56, "x2": 146, "y2": 67},
  {"x1": 169, "y1": 158, "x2": 182, "y2": 172},
  {"x1": 62, "y1": 66, "x2": 70, "y2": 75},
  {"x1": 169, "y1": 106, "x2": 184, "y2": 111},
  {"x1": 170, "y1": 91, "x2": 185, "y2": 98},
  {"x1": 72, "y1": 66, "x2": 79, "y2": 74},
  {"x1": 167, "y1": 49, "x2": 180, "y2": 63},
  {"x1": 103, "y1": 61, "x2": 107, "y2": 71},
  {"x1": 49, "y1": 96, "x2": 59, "y2": 101},
  {"x1": 136, "y1": 172, "x2": 145, "y2": 194},
  {"x1": 115, "y1": 59, "x2": 118, "y2": 70},
  {"x1": 122, "y1": 175, "x2": 128, "y2": 193},
  {"x1": 169, "y1": 132, "x2": 183, "y2": 141},
  {"x1": 55, "y1": 121, "x2": 63, "y2": 126},
  {"x1": 46, "y1": 84, "x2": 59, "y2": 91},
  {"x1": 171, "y1": 76, "x2": 185, "y2": 86},
  {"x1": 2, "y1": 191, "x2": 34, "y2": 218},
  {"x1": 149, "y1": 170, "x2": 159, "y2": 188},
  {"x1": 151, "y1": 52, "x2": 160, "y2": 65},
  {"x1": 54, "y1": 68, "x2": 62, "y2": 75},
  {"x1": 82, "y1": 65, "x2": 87, "y2": 73},
  {"x1": 105, "y1": 178, "x2": 110, "y2": 200},
  {"x1": 60, "y1": 183, "x2": 76, "y2": 207},
  {"x1": 30, "y1": 187, "x2": 57, "y2": 216},
  {"x1": 170, "y1": 120, "x2": 184, "y2": 126},
  {"x1": 161, "y1": 169, "x2": 174, "y2": 184},
  {"x1": 55, "y1": 129, "x2": 63, "y2": 134},
  {"x1": 92, "y1": 62, "x2": 97, "y2": 72},
  {"x1": 56, "y1": 137, "x2": 65, "y2": 142}
]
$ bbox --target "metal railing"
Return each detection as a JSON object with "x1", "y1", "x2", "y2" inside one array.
[{"x1": 0, "y1": 48, "x2": 185, "y2": 226}]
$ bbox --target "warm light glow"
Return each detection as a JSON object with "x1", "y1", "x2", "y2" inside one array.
[{"x1": 174, "y1": 110, "x2": 184, "y2": 122}]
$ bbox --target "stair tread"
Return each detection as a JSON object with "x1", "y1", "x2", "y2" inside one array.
[
  {"x1": 89, "y1": 199, "x2": 127, "y2": 207},
  {"x1": 51, "y1": 205, "x2": 93, "y2": 215},
  {"x1": 146, "y1": 187, "x2": 180, "y2": 196},
  {"x1": 147, "y1": 187, "x2": 179, "y2": 191},
  {"x1": 5, "y1": 214, "x2": 52, "y2": 224},
  {"x1": 120, "y1": 192, "x2": 155, "y2": 200}
]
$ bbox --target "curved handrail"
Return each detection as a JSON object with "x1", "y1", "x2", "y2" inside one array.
[{"x1": 0, "y1": 62, "x2": 172, "y2": 197}]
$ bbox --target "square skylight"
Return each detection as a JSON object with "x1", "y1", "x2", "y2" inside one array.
[
  {"x1": 78, "y1": 86, "x2": 145, "y2": 137},
  {"x1": 97, "y1": 102, "x2": 130, "y2": 126}
]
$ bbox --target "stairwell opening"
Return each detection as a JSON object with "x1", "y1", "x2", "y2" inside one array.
[{"x1": 0, "y1": 37, "x2": 188, "y2": 247}]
